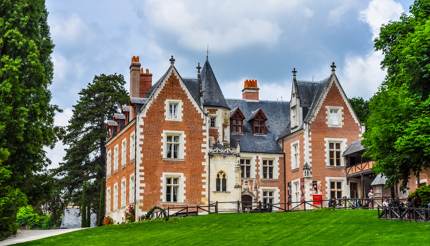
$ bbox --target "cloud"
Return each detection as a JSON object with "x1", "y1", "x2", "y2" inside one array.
[
  {"x1": 360, "y1": 0, "x2": 404, "y2": 39},
  {"x1": 141, "y1": 0, "x2": 312, "y2": 53},
  {"x1": 222, "y1": 79, "x2": 291, "y2": 101},
  {"x1": 339, "y1": 0, "x2": 404, "y2": 99},
  {"x1": 50, "y1": 14, "x2": 93, "y2": 43}
]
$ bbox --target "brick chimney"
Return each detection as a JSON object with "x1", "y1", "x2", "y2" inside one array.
[
  {"x1": 139, "y1": 67, "x2": 152, "y2": 98},
  {"x1": 242, "y1": 79, "x2": 259, "y2": 101},
  {"x1": 130, "y1": 56, "x2": 141, "y2": 98}
]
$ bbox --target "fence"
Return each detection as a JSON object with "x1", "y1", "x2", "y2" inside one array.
[
  {"x1": 161, "y1": 198, "x2": 391, "y2": 220},
  {"x1": 377, "y1": 206, "x2": 430, "y2": 221}
]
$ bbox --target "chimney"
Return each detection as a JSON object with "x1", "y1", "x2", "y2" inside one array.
[
  {"x1": 130, "y1": 56, "x2": 141, "y2": 98},
  {"x1": 139, "y1": 68, "x2": 152, "y2": 98},
  {"x1": 242, "y1": 79, "x2": 259, "y2": 101}
]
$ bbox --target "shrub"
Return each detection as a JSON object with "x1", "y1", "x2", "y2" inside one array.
[
  {"x1": 408, "y1": 184, "x2": 430, "y2": 207},
  {"x1": 103, "y1": 216, "x2": 113, "y2": 225},
  {"x1": 16, "y1": 205, "x2": 41, "y2": 229}
]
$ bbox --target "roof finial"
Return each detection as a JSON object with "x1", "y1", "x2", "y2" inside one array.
[
  {"x1": 196, "y1": 62, "x2": 201, "y2": 74},
  {"x1": 330, "y1": 61, "x2": 336, "y2": 73},
  {"x1": 206, "y1": 45, "x2": 209, "y2": 61},
  {"x1": 292, "y1": 67, "x2": 297, "y2": 80},
  {"x1": 169, "y1": 55, "x2": 175, "y2": 65}
]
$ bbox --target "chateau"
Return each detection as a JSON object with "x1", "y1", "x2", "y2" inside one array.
[{"x1": 104, "y1": 55, "x2": 428, "y2": 222}]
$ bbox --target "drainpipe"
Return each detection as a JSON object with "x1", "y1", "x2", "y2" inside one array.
[
  {"x1": 282, "y1": 138, "x2": 287, "y2": 207},
  {"x1": 208, "y1": 152, "x2": 211, "y2": 209}
]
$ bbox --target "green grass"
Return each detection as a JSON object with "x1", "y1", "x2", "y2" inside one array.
[{"x1": 19, "y1": 210, "x2": 430, "y2": 246}]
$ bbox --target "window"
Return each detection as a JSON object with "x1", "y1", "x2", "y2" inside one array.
[
  {"x1": 330, "y1": 181, "x2": 342, "y2": 199},
  {"x1": 121, "y1": 139, "x2": 127, "y2": 167},
  {"x1": 165, "y1": 100, "x2": 182, "y2": 121},
  {"x1": 216, "y1": 171, "x2": 227, "y2": 192},
  {"x1": 253, "y1": 118, "x2": 266, "y2": 134},
  {"x1": 263, "y1": 190, "x2": 274, "y2": 206},
  {"x1": 262, "y1": 160, "x2": 274, "y2": 179},
  {"x1": 292, "y1": 181, "x2": 300, "y2": 203},
  {"x1": 106, "y1": 188, "x2": 111, "y2": 213},
  {"x1": 129, "y1": 175, "x2": 135, "y2": 204},
  {"x1": 113, "y1": 183, "x2": 118, "y2": 210},
  {"x1": 130, "y1": 133, "x2": 135, "y2": 161},
  {"x1": 165, "y1": 134, "x2": 180, "y2": 159},
  {"x1": 240, "y1": 159, "x2": 251, "y2": 179},
  {"x1": 291, "y1": 142, "x2": 299, "y2": 169},
  {"x1": 106, "y1": 150, "x2": 111, "y2": 176},
  {"x1": 210, "y1": 116, "x2": 216, "y2": 128},
  {"x1": 113, "y1": 145, "x2": 119, "y2": 171},
  {"x1": 121, "y1": 179, "x2": 126, "y2": 208},
  {"x1": 230, "y1": 109, "x2": 245, "y2": 134},
  {"x1": 165, "y1": 177, "x2": 179, "y2": 202},
  {"x1": 329, "y1": 142, "x2": 342, "y2": 166},
  {"x1": 327, "y1": 107, "x2": 342, "y2": 127}
]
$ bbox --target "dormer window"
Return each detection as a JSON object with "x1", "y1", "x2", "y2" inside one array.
[
  {"x1": 249, "y1": 108, "x2": 267, "y2": 135},
  {"x1": 230, "y1": 108, "x2": 245, "y2": 135}
]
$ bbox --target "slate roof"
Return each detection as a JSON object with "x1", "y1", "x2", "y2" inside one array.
[
  {"x1": 295, "y1": 77, "x2": 331, "y2": 123},
  {"x1": 343, "y1": 140, "x2": 365, "y2": 156},
  {"x1": 371, "y1": 174, "x2": 387, "y2": 186},
  {"x1": 200, "y1": 60, "x2": 230, "y2": 109},
  {"x1": 226, "y1": 99, "x2": 290, "y2": 153}
]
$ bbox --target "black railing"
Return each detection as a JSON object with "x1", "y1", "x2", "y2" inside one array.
[{"x1": 378, "y1": 206, "x2": 430, "y2": 221}]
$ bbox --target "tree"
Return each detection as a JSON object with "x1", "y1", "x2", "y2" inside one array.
[
  {"x1": 57, "y1": 74, "x2": 128, "y2": 226},
  {"x1": 363, "y1": 0, "x2": 430, "y2": 188},
  {"x1": 0, "y1": 0, "x2": 58, "y2": 237},
  {"x1": 349, "y1": 97, "x2": 370, "y2": 124}
]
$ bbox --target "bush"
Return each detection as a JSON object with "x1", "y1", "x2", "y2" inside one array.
[
  {"x1": 40, "y1": 214, "x2": 54, "y2": 229},
  {"x1": 408, "y1": 184, "x2": 430, "y2": 207},
  {"x1": 16, "y1": 205, "x2": 41, "y2": 229},
  {"x1": 103, "y1": 216, "x2": 113, "y2": 225}
]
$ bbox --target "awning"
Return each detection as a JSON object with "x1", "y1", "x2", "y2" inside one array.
[{"x1": 371, "y1": 174, "x2": 387, "y2": 186}]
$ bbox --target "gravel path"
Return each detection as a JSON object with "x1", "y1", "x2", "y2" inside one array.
[{"x1": 0, "y1": 228, "x2": 84, "y2": 245}]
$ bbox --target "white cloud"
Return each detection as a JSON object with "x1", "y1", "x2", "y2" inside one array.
[
  {"x1": 141, "y1": 0, "x2": 311, "y2": 53},
  {"x1": 55, "y1": 107, "x2": 73, "y2": 127},
  {"x1": 50, "y1": 14, "x2": 93, "y2": 43},
  {"x1": 222, "y1": 78, "x2": 291, "y2": 101},
  {"x1": 360, "y1": 0, "x2": 404, "y2": 39},
  {"x1": 340, "y1": 0, "x2": 404, "y2": 98}
]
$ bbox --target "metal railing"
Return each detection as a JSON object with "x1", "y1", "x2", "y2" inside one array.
[{"x1": 377, "y1": 206, "x2": 430, "y2": 221}]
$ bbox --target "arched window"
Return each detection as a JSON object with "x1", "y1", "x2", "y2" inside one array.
[{"x1": 216, "y1": 171, "x2": 227, "y2": 192}]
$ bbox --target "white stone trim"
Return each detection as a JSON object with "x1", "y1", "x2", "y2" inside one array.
[
  {"x1": 239, "y1": 153, "x2": 257, "y2": 179},
  {"x1": 326, "y1": 106, "x2": 344, "y2": 128},
  {"x1": 291, "y1": 178, "x2": 301, "y2": 203},
  {"x1": 129, "y1": 174, "x2": 135, "y2": 204},
  {"x1": 113, "y1": 182, "x2": 118, "y2": 211},
  {"x1": 121, "y1": 138, "x2": 127, "y2": 167},
  {"x1": 325, "y1": 177, "x2": 348, "y2": 200},
  {"x1": 129, "y1": 132, "x2": 135, "y2": 161},
  {"x1": 260, "y1": 187, "x2": 280, "y2": 205},
  {"x1": 161, "y1": 130, "x2": 185, "y2": 160},
  {"x1": 164, "y1": 99, "x2": 183, "y2": 121},
  {"x1": 113, "y1": 144, "x2": 119, "y2": 172},
  {"x1": 160, "y1": 172, "x2": 186, "y2": 203},
  {"x1": 324, "y1": 138, "x2": 347, "y2": 167},
  {"x1": 258, "y1": 154, "x2": 280, "y2": 180},
  {"x1": 290, "y1": 140, "x2": 300, "y2": 170},
  {"x1": 106, "y1": 187, "x2": 111, "y2": 213},
  {"x1": 106, "y1": 149, "x2": 112, "y2": 177},
  {"x1": 120, "y1": 178, "x2": 126, "y2": 208}
]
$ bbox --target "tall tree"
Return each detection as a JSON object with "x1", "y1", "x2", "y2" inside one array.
[
  {"x1": 349, "y1": 97, "x2": 370, "y2": 124},
  {"x1": 57, "y1": 74, "x2": 128, "y2": 226},
  {"x1": 0, "y1": 0, "x2": 57, "y2": 237},
  {"x1": 364, "y1": 0, "x2": 430, "y2": 187}
]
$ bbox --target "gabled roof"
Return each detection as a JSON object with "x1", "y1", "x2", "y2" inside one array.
[
  {"x1": 343, "y1": 140, "x2": 365, "y2": 156},
  {"x1": 226, "y1": 99, "x2": 290, "y2": 154},
  {"x1": 294, "y1": 76, "x2": 330, "y2": 123},
  {"x1": 200, "y1": 60, "x2": 229, "y2": 109},
  {"x1": 248, "y1": 108, "x2": 267, "y2": 121},
  {"x1": 230, "y1": 107, "x2": 245, "y2": 119}
]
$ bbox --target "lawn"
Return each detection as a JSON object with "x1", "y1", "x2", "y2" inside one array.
[{"x1": 19, "y1": 209, "x2": 430, "y2": 246}]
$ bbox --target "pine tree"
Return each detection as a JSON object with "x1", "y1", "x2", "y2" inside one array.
[{"x1": 57, "y1": 74, "x2": 128, "y2": 226}]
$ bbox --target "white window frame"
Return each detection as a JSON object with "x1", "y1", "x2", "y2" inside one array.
[
  {"x1": 113, "y1": 183, "x2": 118, "y2": 210},
  {"x1": 291, "y1": 141, "x2": 300, "y2": 170},
  {"x1": 161, "y1": 172, "x2": 185, "y2": 203},
  {"x1": 209, "y1": 115, "x2": 217, "y2": 128},
  {"x1": 240, "y1": 159, "x2": 251, "y2": 179},
  {"x1": 165, "y1": 99, "x2": 183, "y2": 121},
  {"x1": 325, "y1": 138, "x2": 347, "y2": 167},
  {"x1": 129, "y1": 175, "x2": 135, "y2": 204},
  {"x1": 291, "y1": 179, "x2": 300, "y2": 203},
  {"x1": 113, "y1": 145, "x2": 119, "y2": 171},
  {"x1": 262, "y1": 190, "x2": 274, "y2": 206},
  {"x1": 121, "y1": 139, "x2": 127, "y2": 167},
  {"x1": 262, "y1": 159, "x2": 274, "y2": 180},
  {"x1": 121, "y1": 179, "x2": 126, "y2": 208},
  {"x1": 326, "y1": 106, "x2": 343, "y2": 128},
  {"x1": 162, "y1": 131, "x2": 185, "y2": 160},
  {"x1": 215, "y1": 171, "x2": 227, "y2": 192},
  {"x1": 106, "y1": 149, "x2": 112, "y2": 176},
  {"x1": 329, "y1": 180, "x2": 343, "y2": 199},
  {"x1": 130, "y1": 133, "x2": 135, "y2": 161},
  {"x1": 106, "y1": 187, "x2": 111, "y2": 213}
]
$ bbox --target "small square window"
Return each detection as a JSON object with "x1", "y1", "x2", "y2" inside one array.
[
  {"x1": 327, "y1": 107, "x2": 342, "y2": 127},
  {"x1": 168, "y1": 102, "x2": 179, "y2": 120},
  {"x1": 210, "y1": 116, "x2": 216, "y2": 128}
]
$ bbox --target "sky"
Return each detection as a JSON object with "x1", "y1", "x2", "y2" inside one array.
[{"x1": 44, "y1": 0, "x2": 412, "y2": 167}]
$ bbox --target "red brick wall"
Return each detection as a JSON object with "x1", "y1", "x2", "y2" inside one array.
[
  {"x1": 106, "y1": 121, "x2": 136, "y2": 212},
  {"x1": 139, "y1": 72, "x2": 205, "y2": 211},
  {"x1": 309, "y1": 81, "x2": 361, "y2": 197}
]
